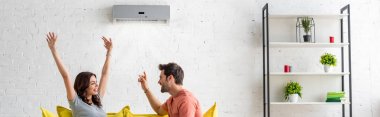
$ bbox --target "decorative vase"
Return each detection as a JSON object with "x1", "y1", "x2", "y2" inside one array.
[
  {"x1": 296, "y1": 17, "x2": 315, "y2": 43},
  {"x1": 303, "y1": 35, "x2": 311, "y2": 42},
  {"x1": 324, "y1": 65, "x2": 332, "y2": 72},
  {"x1": 289, "y1": 94, "x2": 299, "y2": 103}
]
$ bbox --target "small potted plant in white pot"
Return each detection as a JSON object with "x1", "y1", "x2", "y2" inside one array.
[
  {"x1": 301, "y1": 17, "x2": 313, "y2": 42},
  {"x1": 284, "y1": 81, "x2": 302, "y2": 103},
  {"x1": 320, "y1": 53, "x2": 337, "y2": 72}
]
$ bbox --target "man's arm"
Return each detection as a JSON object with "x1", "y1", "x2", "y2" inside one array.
[
  {"x1": 143, "y1": 88, "x2": 168, "y2": 115},
  {"x1": 138, "y1": 72, "x2": 168, "y2": 115}
]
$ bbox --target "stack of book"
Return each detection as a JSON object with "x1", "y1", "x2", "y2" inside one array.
[{"x1": 326, "y1": 91, "x2": 345, "y2": 102}]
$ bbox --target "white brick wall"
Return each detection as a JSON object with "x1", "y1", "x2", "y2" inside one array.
[{"x1": 0, "y1": 0, "x2": 379, "y2": 117}]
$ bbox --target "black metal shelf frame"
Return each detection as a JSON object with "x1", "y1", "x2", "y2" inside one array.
[{"x1": 262, "y1": 3, "x2": 352, "y2": 117}]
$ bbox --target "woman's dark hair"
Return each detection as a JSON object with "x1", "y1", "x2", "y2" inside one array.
[
  {"x1": 74, "y1": 72, "x2": 102, "y2": 107},
  {"x1": 158, "y1": 62, "x2": 184, "y2": 85}
]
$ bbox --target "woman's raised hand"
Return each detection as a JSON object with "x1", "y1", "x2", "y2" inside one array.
[
  {"x1": 102, "y1": 36, "x2": 113, "y2": 51},
  {"x1": 46, "y1": 32, "x2": 58, "y2": 49}
]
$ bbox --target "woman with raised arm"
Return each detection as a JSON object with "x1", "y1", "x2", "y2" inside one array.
[{"x1": 46, "y1": 32, "x2": 112, "y2": 117}]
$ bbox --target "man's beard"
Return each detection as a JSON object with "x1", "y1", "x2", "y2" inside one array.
[{"x1": 161, "y1": 85, "x2": 169, "y2": 93}]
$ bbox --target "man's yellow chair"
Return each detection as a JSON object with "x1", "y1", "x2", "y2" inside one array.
[
  {"x1": 124, "y1": 102, "x2": 217, "y2": 117},
  {"x1": 203, "y1": 102, "x2": 217, "y2": 117},
  {"x1": 124, "y1": 108, "x2": 168, "y2": 117}
]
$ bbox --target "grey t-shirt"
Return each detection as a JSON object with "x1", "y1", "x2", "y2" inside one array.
[{"x1": 69, "y1": 96, "x2": 106, "y2": 117}]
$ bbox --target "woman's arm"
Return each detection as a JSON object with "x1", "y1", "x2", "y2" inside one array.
[
  {"x1": 46, "y1": 32, "x2": 76, "y2": 101},
  {"x1": 98, "y1": 36, "x2": 113, "y2": 98}
]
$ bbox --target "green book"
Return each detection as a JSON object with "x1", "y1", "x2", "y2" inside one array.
[
  {"x1": 326, "y1": 99, "x2": 341, "y2": 102},
  {"x1": 327, "y1": 95, "x2": 344, "y2": 98},
  {"x1": 327, "y1": 92, "x2": 345, "y2": 95}
]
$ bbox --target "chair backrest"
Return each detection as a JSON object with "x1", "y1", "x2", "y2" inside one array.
[
  {"x1": 40, "y1": 107, "x2": 57, "y2": 117},
  {"x1": 56, "y1": 106, "x2": 72, "y2": 117},
  {"x1": 55, "y1": 105, "x2": 127, "y2": 117},
  {"x1": 203, "y1": 102, "x2": 217, "y2": 117},
  {"x1": 124, "y1": 107, "x2": 168, "y2": 117},
  {"x1": 42, "y1": 104, "x2": 218, "y2": 117}
]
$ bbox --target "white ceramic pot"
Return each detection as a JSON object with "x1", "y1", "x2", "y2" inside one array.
[
  {"x1": 289, "y1": 94, "x2": 299, "y2": 103},
  {"x1": 324, "y1": 65, "x2": 332, "y2": 72}
]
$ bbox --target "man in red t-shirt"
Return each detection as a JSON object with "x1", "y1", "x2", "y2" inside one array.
[{"x1": 138, "y1": 63, "x2": 202, "y2": 117}]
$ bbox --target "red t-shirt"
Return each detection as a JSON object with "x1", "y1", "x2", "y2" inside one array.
[{"x1": 161, "y1": 89, "x2": 202, "y2": 117}]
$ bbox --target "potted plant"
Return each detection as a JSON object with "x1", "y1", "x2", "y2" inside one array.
[
  {"x1": 320, "y1": 53, "x2": 337, "y2": 72},
  {"x1": 284, "y1": 81, "x2": 302, "y2": 103},
  {"x1": 301, "y1": 17, "x2": 312, "y2": 42}
]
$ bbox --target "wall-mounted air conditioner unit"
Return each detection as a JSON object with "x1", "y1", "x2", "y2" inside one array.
[{"x1": 112, "y1": 5, "x2": 170, "y2": 22}]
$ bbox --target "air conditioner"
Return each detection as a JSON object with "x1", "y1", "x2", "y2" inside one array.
[{"x1": 112, "y1": 5, "x2": 170, "y2": 22}]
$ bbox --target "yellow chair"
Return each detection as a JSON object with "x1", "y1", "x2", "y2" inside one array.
[
  {"x1": 41, "y1": 102, "x2": 217, "y2": 117},
  {"x1": 56, "y1": 106, "x2": 72, "y2": 117},
  {"x1": 124, "y1": 102, "x2": 217, "y2": 117},
  {"x1": 40, "y1": 107, "x2": 58, "y2": 117},
  {"x1": 203, "y1": 102, "x2": 217, "y2": 117},
  {"x1": 41, "y1": 106, "x2": 127, "y2": 117},
  {"x1": 107, "y1": 105, "x2": 129, "y2": 117},
  {"x1": 124, "y1": 108, "x2": 168, "y2": 117}
]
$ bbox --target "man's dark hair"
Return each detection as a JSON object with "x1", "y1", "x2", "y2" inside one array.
[{"x1": 158, "y1": 62, "x2": 184, "y2": 85}]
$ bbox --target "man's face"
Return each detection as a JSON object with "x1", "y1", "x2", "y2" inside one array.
[{"x1": 158, "y1": 70, "x2": 170, "y2": 93}]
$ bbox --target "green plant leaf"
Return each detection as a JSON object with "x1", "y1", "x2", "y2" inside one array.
[
  {"x1": 320, "y1": 53, "x2": 337, "y2": 66},
  {"x1": 284, "y1": 81, "x2": 303, "y2": 100},
  {"x1": 301, "y1": 17, "x2": 312, "y2": 34}
]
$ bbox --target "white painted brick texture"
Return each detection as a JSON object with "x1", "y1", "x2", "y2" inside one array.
[{"x1": 0, "y1": 0, "x2": 379, "y2": 117}]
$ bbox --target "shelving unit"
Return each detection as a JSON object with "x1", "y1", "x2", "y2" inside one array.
[
  {"x1": 271, "y1": 102, "x2": 350, "y2": 105},
  {"x1": 268, "y1": 72, "x2": 350, "y2": 76},
  {"x1": 262, "y1": 3, "x2": 352, "y2": 117},
  {"x1": 269, "y1": 42, "x2": 349, "y2": 48},
  {"x1": 269, "y1": 14, "x2": 349, "y2": 19}
]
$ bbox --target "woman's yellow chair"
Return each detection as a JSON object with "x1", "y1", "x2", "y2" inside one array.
[
  {"x1": 41, "y1": 106, "x2": 128, "y2": 117},
  {"x1": 57, "y1": 106, "x2": 127, "y2": 117},
  {"x1": 56, "y1": 106, "x2": 72, "y2": 117},
  {"x1": 40, "y1": 107, "x2": 57, "y2": 117}
]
